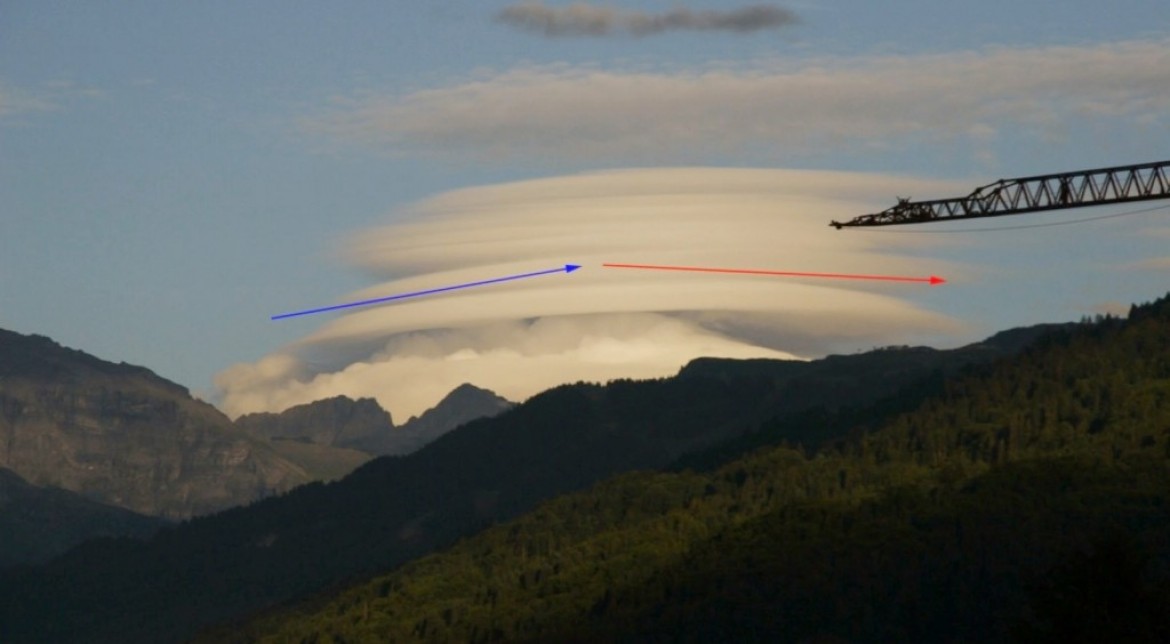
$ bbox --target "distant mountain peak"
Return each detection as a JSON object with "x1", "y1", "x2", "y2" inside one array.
[
  {"x1": 235, "y1": 396, "x2": 393, "y2": 447},
  {"x1": 280, "y1": 395, "x2": 390, "y2": 422},
  {"x1": 406, "y1": 383, "x2": 512, "y2": 431},
  {"x1": 419, "y1": 383, "x2": 513, "y2": 423},
  {"x1": 345, "y1": 383, "x2": 514, "y2": 456},
  {"x1": 449, "y1": 382, "x2": 491, "y2": 394},
  {"x1": 436, "y1": 383, "x2": 511, "y2": 407},
  {"x1": 232, "y1": 385, "x2": 512, "y2": 461}
]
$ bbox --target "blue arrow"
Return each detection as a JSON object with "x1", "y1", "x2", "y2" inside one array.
[{"x1": 272, "y1": 264, "x2": 582, "y2": 320}]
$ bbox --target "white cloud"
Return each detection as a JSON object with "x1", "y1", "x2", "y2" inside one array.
[
  {"x1": 301, "y1": 38, "x2": 1170, "y2": 161},
  {"x1": 218, "y1": 314, "x2": 801, "y2": 423},
  {"x1": 0, "y1": 79, "x2": 104, "y2": 122},
  {"x1": 216, "y1": 167, "x2": 968, "y2": 420}
]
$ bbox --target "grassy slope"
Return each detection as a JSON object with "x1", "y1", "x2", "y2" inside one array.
[{"x1": 268, "y1": 439, "x2": 373, "y2": 482}]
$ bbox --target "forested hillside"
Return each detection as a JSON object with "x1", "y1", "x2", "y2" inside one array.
[
  {"x1": 0, "y1": 323, "x2": 1037, "y2": 643},
  {"x1": 0, "y1": 468, "x2": 166, "y2": 567},
  {"x1": 217, "y1": 296, "x2": 1170, "y2": 643}
]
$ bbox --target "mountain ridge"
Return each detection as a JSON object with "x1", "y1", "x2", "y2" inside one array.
[
  {"x1": 0, "y1": 321, "x2": 1062, "y2": 643},
  {"x1": 234, "y1": 383, "x2": 513, "y2": 457},
  {"x1": 235, "y1": 395, "x2": 393, "y2": 449},
  {"x1": 0, "y1": 327, "x2": 312, "y2": 519},
  {"x1": 0, "y1": 323, "x2": 521, "y2": 525},
  {"x1": 210, "y1": 297, "x2": 1170, "y2": 643}
]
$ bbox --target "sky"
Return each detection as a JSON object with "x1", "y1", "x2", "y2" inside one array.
[{"x1": 2, "y1": 2, "x2": 1169, "y2": 421}]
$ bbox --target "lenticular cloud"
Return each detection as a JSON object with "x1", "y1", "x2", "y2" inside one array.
[{"x1": 215, "y1": 167, "x2": 967, "y2": 420}]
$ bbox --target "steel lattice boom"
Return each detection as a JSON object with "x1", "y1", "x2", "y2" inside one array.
[{"x1": 831, "y1": 160, "x2": 1170, "y2": 229}]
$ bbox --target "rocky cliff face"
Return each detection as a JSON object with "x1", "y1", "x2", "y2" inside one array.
[
  {"x1": 394, "y1": 383, "x2": 514, "y2": 449},
  {"x1": 235, "y1": 385, "x2": 513, "y2": 457},
  {"x1": 235, "y1": 396, "x2": 393, "y2": 448},
  {"x1": 0, "y1": 329, "x2": 310, "y2": 519},
  {"x1": 347, "y1": 384, "x2": 514, "y2": 455}
]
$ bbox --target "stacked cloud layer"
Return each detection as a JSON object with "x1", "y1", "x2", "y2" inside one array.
[{"x1": 216, "y1": 167, "x2": 968, "y2": 420}]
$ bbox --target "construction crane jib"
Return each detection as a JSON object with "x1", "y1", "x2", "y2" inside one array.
[{"x1": 831, "y1": 160, "x2": 1170, "y2": 229}]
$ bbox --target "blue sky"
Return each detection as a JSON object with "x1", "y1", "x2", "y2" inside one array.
[{"x1": 2, "y1": 2, "x2": 1168, "y2": 418}]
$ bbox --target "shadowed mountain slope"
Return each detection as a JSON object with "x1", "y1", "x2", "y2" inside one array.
[
  {"x1": 0, "y1": 329, "x2": 310, "y2": 519},
  {"x1": 212, "y1": 298, "x2": 1170, "y2": 644},
  {"x1": 235, "y1": 396, "x2": 394, "y2": 449},
  {"x1": 236, "y1": 384, "x2": 513, "y2": 457},
  {"x1": 0, "y1": 467, "x2": 167, "y2": 568},
  {"x1": 0, "y1": 324, "x2": 1053, "y2": 643},
  {"x1": 350, "y1": 383, "x2": 515, "y2": 455}
]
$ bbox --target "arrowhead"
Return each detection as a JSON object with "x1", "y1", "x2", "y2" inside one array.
[
  {"x1": 929, "y1": 275, "x2": 946, "y2": 286},
  {"x1": 564, "y1": 264, "x2": 581, "y2": 273}
]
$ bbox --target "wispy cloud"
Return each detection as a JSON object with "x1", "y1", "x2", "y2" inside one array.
[
  {"x1": 216, "y1": 167, "x2": 967, "y2": 420},
  {"x1": 1119, "y1": 256, "x2": 1170, "y2": 271},
  {"x1": 496, "y1": 2, "x2": 797, "y2": 37},
  {"x1": 0, "y1": 79, "x2": 104, "y2": 123},
  {"x1": 0, "y1": 84, "x2": 55, "y2": 119},
  {"x1": 302, "y1": 38, "x2": 1170, "y2": 162}
]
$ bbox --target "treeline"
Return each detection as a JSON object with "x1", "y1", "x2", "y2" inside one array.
[{"x1": 214, "y1": 296, "x2": 1170, "y2": 643}]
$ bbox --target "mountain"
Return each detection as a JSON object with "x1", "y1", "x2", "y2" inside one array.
[
  {"x1": 265, "y1": 439, "x2": 374, "y2": 483},
  {"x1": 0, "y1": 325, "x2": 1050, "y2": 643},
  {"x1": 351, "y1": 383, "x2": 514, "y2": 455},
  {"x1": 0, "y1": 467, "x2": 167, "y2": 568},
  {"x1": 404, "y1": 383, "x2": 514, "y2": 437},
  {"x1": 677, "y1": 322, "x2": 1068, "y2": 384},
  {"x1": 236, "y1": 384, "x2": 513, "y2": 457},
  {"x1": 209, "y1": 298, "x2": 1170, "y2": 643},
  {"x1": 0, "y1": 328, "x2": 311, "y2": 519},
  {"x1": 235, "y1": 396, "x2": 393, "y2": 449}
]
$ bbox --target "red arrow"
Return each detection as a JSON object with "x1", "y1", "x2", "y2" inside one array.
[{"x1": 602, "y1": 263, "x2": 946, "y2": 286}]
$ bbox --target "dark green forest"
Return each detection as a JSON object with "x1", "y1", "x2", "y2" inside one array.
[
  {"x1": 211, "y1": 297, "x2": 1170, "y2": 643},
  {"x1": 0, "y1": 468, "x2": 166, "y2": 567},
  {"x1": 0, "y1": 317, "x2": 1029, "y2": 643}
]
